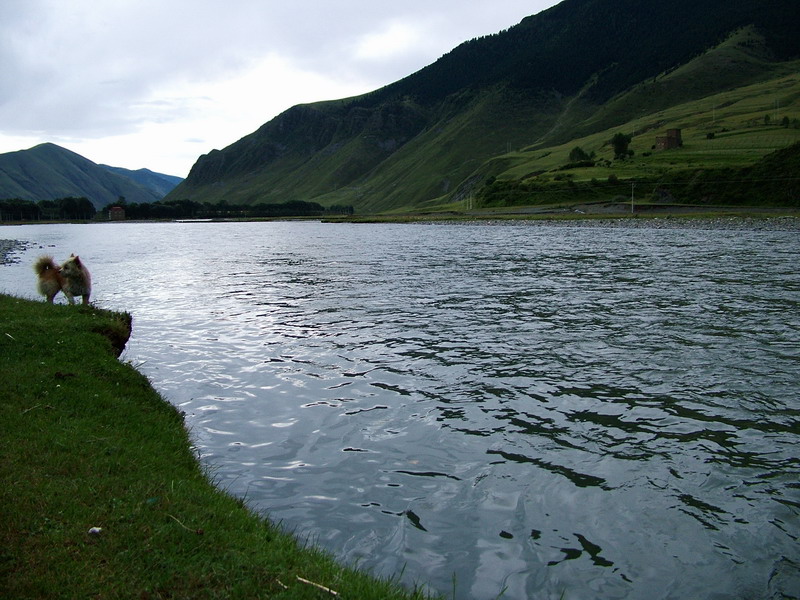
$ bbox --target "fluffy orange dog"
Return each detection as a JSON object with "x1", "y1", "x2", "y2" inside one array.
[{"x1": 34, "y1": 254, "x2": 92, "y2": 304}]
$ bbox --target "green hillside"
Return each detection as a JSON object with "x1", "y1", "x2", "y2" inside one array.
[
  {"x1": 0, "y1": 144, "x2": 174, "y2": 209},
  {"x1": 166, "y1": 0, "x2": 800, "y2": 214},
  {"x1": 471, "y1": 70, "x2": 800, "y2": 210}
]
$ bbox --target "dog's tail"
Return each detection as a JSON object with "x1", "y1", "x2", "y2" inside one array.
[{"x1": 33, "y1": 255, "x2": 59, "y2": 275}]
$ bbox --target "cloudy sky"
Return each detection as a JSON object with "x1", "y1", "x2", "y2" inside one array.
[{"x1": 0, "y1": 1, "x2": 561, "y2": 177}]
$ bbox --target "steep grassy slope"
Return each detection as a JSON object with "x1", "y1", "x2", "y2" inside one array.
[
  {"x1": 166, "y1": 0, "x2": 800, "y2": 213},
  {"x1": 536, "y1": 26, "x2": 795, "y2": 147},
  {"x1": 315, "y1": 87, "x2": 565, "y2": 213}
]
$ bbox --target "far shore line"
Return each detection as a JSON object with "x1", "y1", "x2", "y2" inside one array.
[{"x1": 2, "y1": 206, "x2": 800, "y2": 233}]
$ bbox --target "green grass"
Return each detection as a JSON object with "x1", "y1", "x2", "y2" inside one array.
[
  {"x1": 460, "y1": 70, "x2": 800, "y2": 211},
  {"x1": 0, "y1": 295, "x2": 436, "y2": 600},
  {"x1": 501, "y1": 70, "x2": 800, "y2": 182}
]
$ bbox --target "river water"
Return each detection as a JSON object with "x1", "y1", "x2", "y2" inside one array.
[{"x1": 1, "y1": 221, "x2": 799, "y2": 599}]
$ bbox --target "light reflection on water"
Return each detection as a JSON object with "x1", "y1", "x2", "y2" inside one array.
[{"x1": 2, "y1": 221, "x2": 799, "y2": 599}]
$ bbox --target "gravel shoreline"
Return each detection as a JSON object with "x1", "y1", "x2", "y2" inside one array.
[
  {"x1": 413, "y1": 215, "x2": 800, "y2": 230},
  {"x1": 0, "y1": 239, "x2": 30, "y2": 265},
  {"x1": 526, "y1": 216, "x2": 800, "y2": 230}
]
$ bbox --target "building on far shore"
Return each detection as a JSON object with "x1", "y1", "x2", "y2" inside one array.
[
  {"x1": 108, "y1": 206, "x2": 126, "y2": 221},
  {"x1": 655, "y1": 128, "x2": 683, "y2": 150}
]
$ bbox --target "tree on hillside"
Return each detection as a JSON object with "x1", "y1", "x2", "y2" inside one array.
[
  {"x1": 611, "y1": 133, "x2": 632, "y2": 159},
  {"x1": 569, "y1": 146, "x2": 591, "y2": 162}
]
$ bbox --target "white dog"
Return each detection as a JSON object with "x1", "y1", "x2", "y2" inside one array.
[{"x1": 34, "y1": 254, "x2": 92, "y2": 304}]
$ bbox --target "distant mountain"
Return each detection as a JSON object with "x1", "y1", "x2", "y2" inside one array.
[
  {"x1": 100, "y1": 165, "x2": 183, "y2": 199},
  {"x1": 0, "y1": 143, "x2": 182, "y2": 210},
  {"x1": 166, "y1": 0, "x2": 800, "y2": 213}
]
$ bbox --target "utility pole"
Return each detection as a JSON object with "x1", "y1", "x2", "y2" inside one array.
[{"x1": 631, "y1": 182, "x2": 635, "y2": 213}]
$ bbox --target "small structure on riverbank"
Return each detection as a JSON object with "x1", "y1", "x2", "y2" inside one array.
[
  {"x1": 655, "y1": 128, "x2": 683, "y2": 150},
  {"x1": 108, "y1": 206, "x2": 126, "y2": 221}
]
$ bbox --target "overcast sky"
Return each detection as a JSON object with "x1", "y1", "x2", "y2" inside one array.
[{"x1": 0, "y1": 1, "x2": 560, "y2": 177}]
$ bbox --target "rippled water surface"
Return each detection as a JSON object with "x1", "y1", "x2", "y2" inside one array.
[{"x1": 2, "y1": 221, "x2": 799, "y2": 599}]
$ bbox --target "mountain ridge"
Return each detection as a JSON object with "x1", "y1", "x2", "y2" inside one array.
[
  {"x1": 0, "y1": 143, "x2": 182, "y2": 209},
  {"x1": 100, "y1": 165, "x2": 184, "y2": 199}
]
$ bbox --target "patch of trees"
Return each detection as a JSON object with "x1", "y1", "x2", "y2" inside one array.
[
  {"x1": 102, "y1": 198, "x2": 352, "y2": 220},
  {"x1": 559, "y1": 147, "x2": 597, "y2": 170},
  {"x1": 476, "y1": 176, "x2": 623, "y2": 207},
  {"x1": 0, "y1": 197, "x2": 96, "y2": 222},
  {"x1": 0, "y1": 196, "x2": 353, "y2": 222},
  {"x1": 569, "y1": 147, "x2": 593, "y2": 162}
]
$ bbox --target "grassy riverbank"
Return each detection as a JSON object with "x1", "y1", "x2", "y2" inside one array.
[{"x1": 0, "y1": 295, "x2": 432, "y2": 599}]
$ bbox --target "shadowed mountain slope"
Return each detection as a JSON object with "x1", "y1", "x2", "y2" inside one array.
[
  {"x1": 0, "y1": 144, "x2": 181, "y2": 209},
  {"x1": 100, "y1": 165, "x2": 183, "y2": 199}
]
